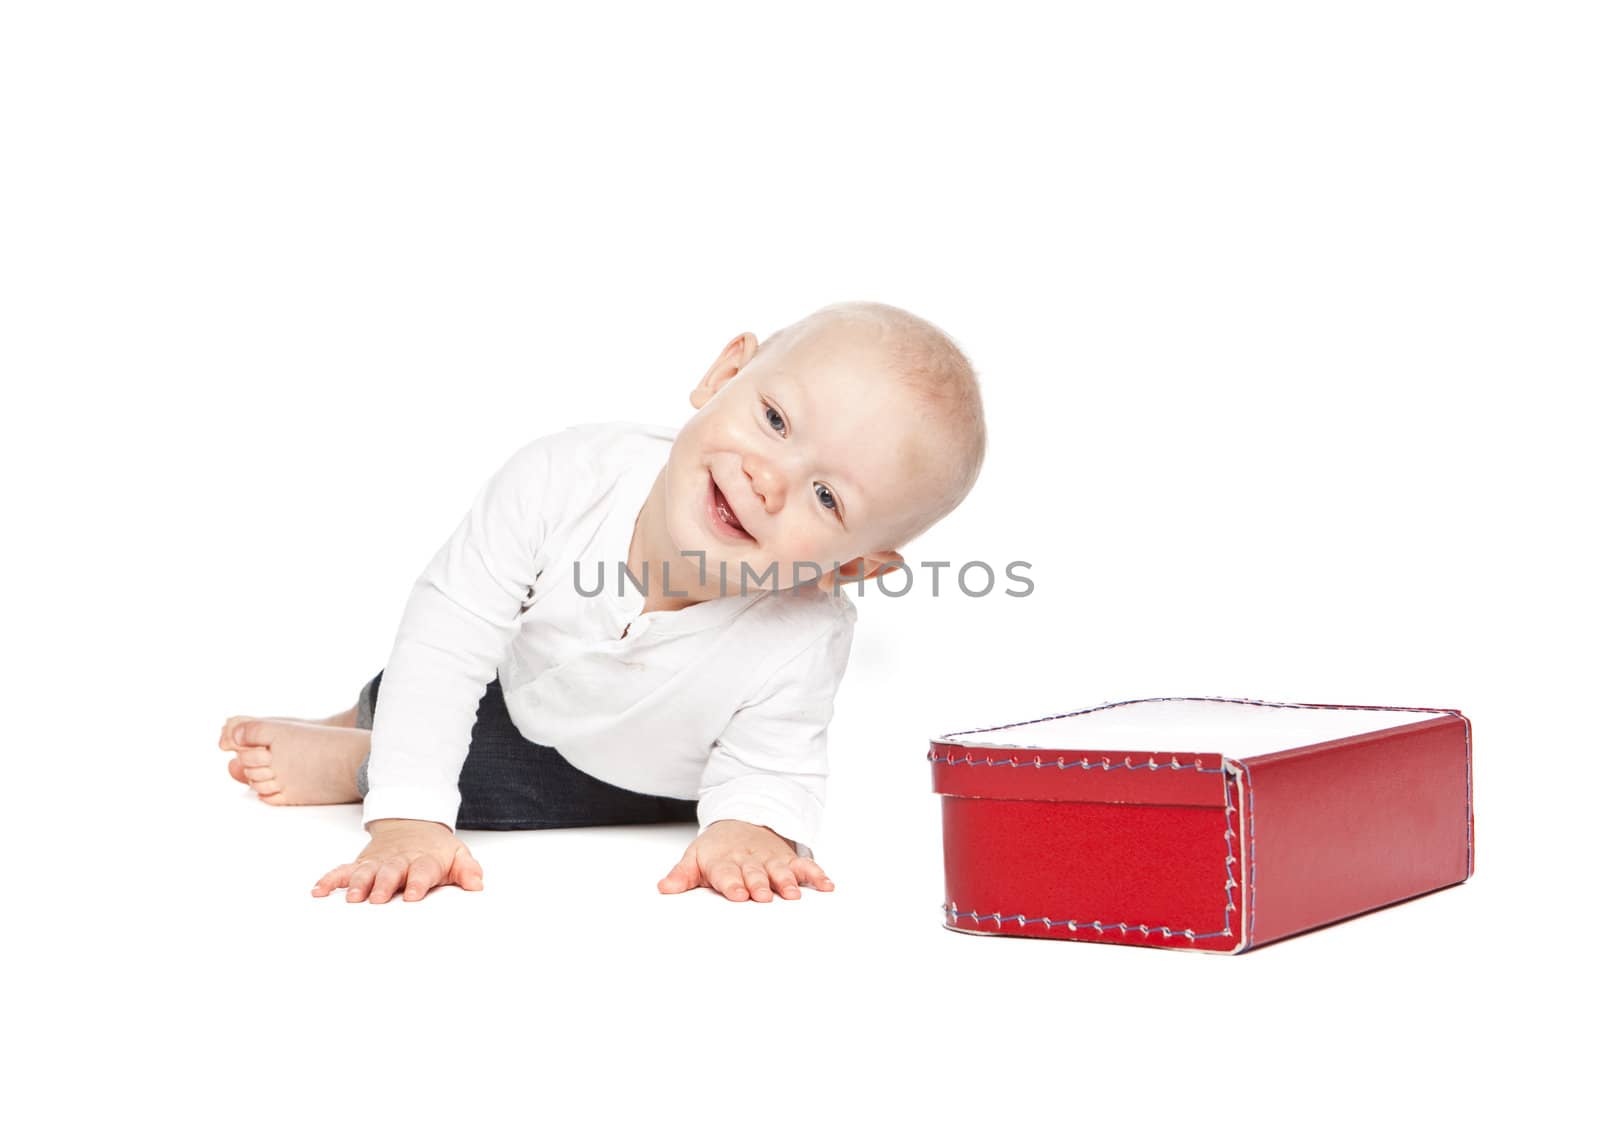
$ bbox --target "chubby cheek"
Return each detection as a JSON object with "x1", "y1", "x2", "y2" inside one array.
[{"x1": 765, "y1": 517, "x2": 847, "y2": 572}]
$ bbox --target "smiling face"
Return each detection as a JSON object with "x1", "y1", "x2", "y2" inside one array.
[{"x1": 660, "y1": 320, "x2": 935, "y2": 594}]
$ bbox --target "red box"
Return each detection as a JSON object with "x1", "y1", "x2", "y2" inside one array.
[{"x1": 929, "y1": 696, "x2": 1474, "y2": 953}]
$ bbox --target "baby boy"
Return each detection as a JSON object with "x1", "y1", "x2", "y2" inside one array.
[{"x1": 218, "y1": 301, "x2": 986, "y2": 905}]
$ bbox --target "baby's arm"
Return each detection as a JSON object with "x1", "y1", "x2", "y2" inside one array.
[
  {"x1": 658, "y1": 611, "x2": 855, "y2": 902},
  {"x1": 314, "y1": 437, "x2": 556, "y2": 903}
]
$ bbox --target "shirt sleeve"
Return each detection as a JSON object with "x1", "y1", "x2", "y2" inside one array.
[
  {"x1": 695, "y1": 607, "x2": 855, "y2": 859},
  {"x1": 362, "y1": 437, "x2": 554, "y2": 831}
]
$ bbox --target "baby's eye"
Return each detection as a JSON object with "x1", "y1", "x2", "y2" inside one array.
[
  {"x1": 763, "y1": 403, "x2": 787, "y2": 435},
  {"x1": 814, "y1": 482, "x2": 838, "y2": 513}
]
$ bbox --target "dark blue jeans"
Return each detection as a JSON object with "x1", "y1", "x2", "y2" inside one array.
[{"x1": 353, "y1": 670, "x2": 699, "y2": 831}]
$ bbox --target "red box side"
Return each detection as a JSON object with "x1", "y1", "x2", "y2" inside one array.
[
  {"x1": 1237, "y1": 715, "x2": 1472, "y2": 949},
  {"x1": 939, "y1": 770, "x2": 1244, "y2": 952}
]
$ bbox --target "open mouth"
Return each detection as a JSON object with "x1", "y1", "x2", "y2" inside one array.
[{"x1": 708, "y1": 471, "x2": 755, "y2": 543}]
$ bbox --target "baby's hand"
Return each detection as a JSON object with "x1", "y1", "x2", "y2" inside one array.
[
  {"x1": 311, "y1": 818, "x2": 485, "y2": 904},
  {"x1": 657, "y1": 819, "x2": 835, "y2": 902}
]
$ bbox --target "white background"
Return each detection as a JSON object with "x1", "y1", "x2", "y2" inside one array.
[{"x1": 5, "y1": 2, "x2": 1594, "y2": 1144}]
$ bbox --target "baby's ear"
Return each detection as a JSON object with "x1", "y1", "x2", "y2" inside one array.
[
  {"x1": 816, "y1": 551, "x2": 906, "y2": 591},
  {"x1": 861, "y1": 550, "x2": 906, "y2": 582},
  {"x1": 689, "y1": 332, "x2": 758, "y2": 409}
]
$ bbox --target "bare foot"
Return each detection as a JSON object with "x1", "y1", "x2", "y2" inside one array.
[
  {"x1": 219, "y1": 705, "x2": 359, "y2": 782},
  {"x1": 225, "y1": 719, "x2": 369, "y2": 806}
]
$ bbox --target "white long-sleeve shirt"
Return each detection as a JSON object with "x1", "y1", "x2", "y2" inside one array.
[{"x1": 363, "y1": 420, "x2": 857, "y2": 857}]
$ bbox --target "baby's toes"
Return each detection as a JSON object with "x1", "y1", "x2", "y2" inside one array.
[
  {"x1": 219, "y1": 716, "x2": 252, "y2": 750},
  {"x1": 226, "y1": 745, "x2": 270, "y2": 784},
  {"x1": 237, "y1": 746, "x2": 270, "y2": 769},
  {"x1": 245, "y1": 767, "x2": 282, "y2": 797}
]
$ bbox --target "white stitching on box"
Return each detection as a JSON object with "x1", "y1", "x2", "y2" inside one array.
[
  {"x1": 943, "y1": 902, "x2": 1231, "y2": 942},
  {"x1": 937, "y1": 695, "x2": 1462, "y2": 741},
  {"x1": 1228, "y1": 759, "x2": 1257, "y2": 944},
  {"x1": 927, "y1": 749, "x2": 1225, "y2": 775}
]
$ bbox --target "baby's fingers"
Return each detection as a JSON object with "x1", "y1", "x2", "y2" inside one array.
[
  {"x1": 345, "y1": 860, "x2": 381, "y2": 902},
  {"x1": 449, "y1": 846, "x2": 485, "y2": 892},
  {"x1": 707, "y1": 860, "x2": 750, "y2": 902},
  {"x1": 792, "y1": 858, "x2": 836, "y2": 892},
  {"x1": 311, "y1": 863, "x2": 356, "y2": 898},
  {"x1": 656, "y1": 854, "x2": 703, "y2": 895},
  {"x1": 401, "y1": 855, "x2": 444, "y2": 901},
  {"x1": 741, "y1": 863, "x2": 773, "y2": 902},
  {"x1": 367, "y1": 857, "x2": 411, "y2": 904},
  {"x1": 765, "y1": 860, "x2": 802, "y2": 900}
]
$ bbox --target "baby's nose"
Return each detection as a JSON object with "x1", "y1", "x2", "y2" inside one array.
[{"x1": 744, "y1": 458, "x2": 785, "y2": 513}]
